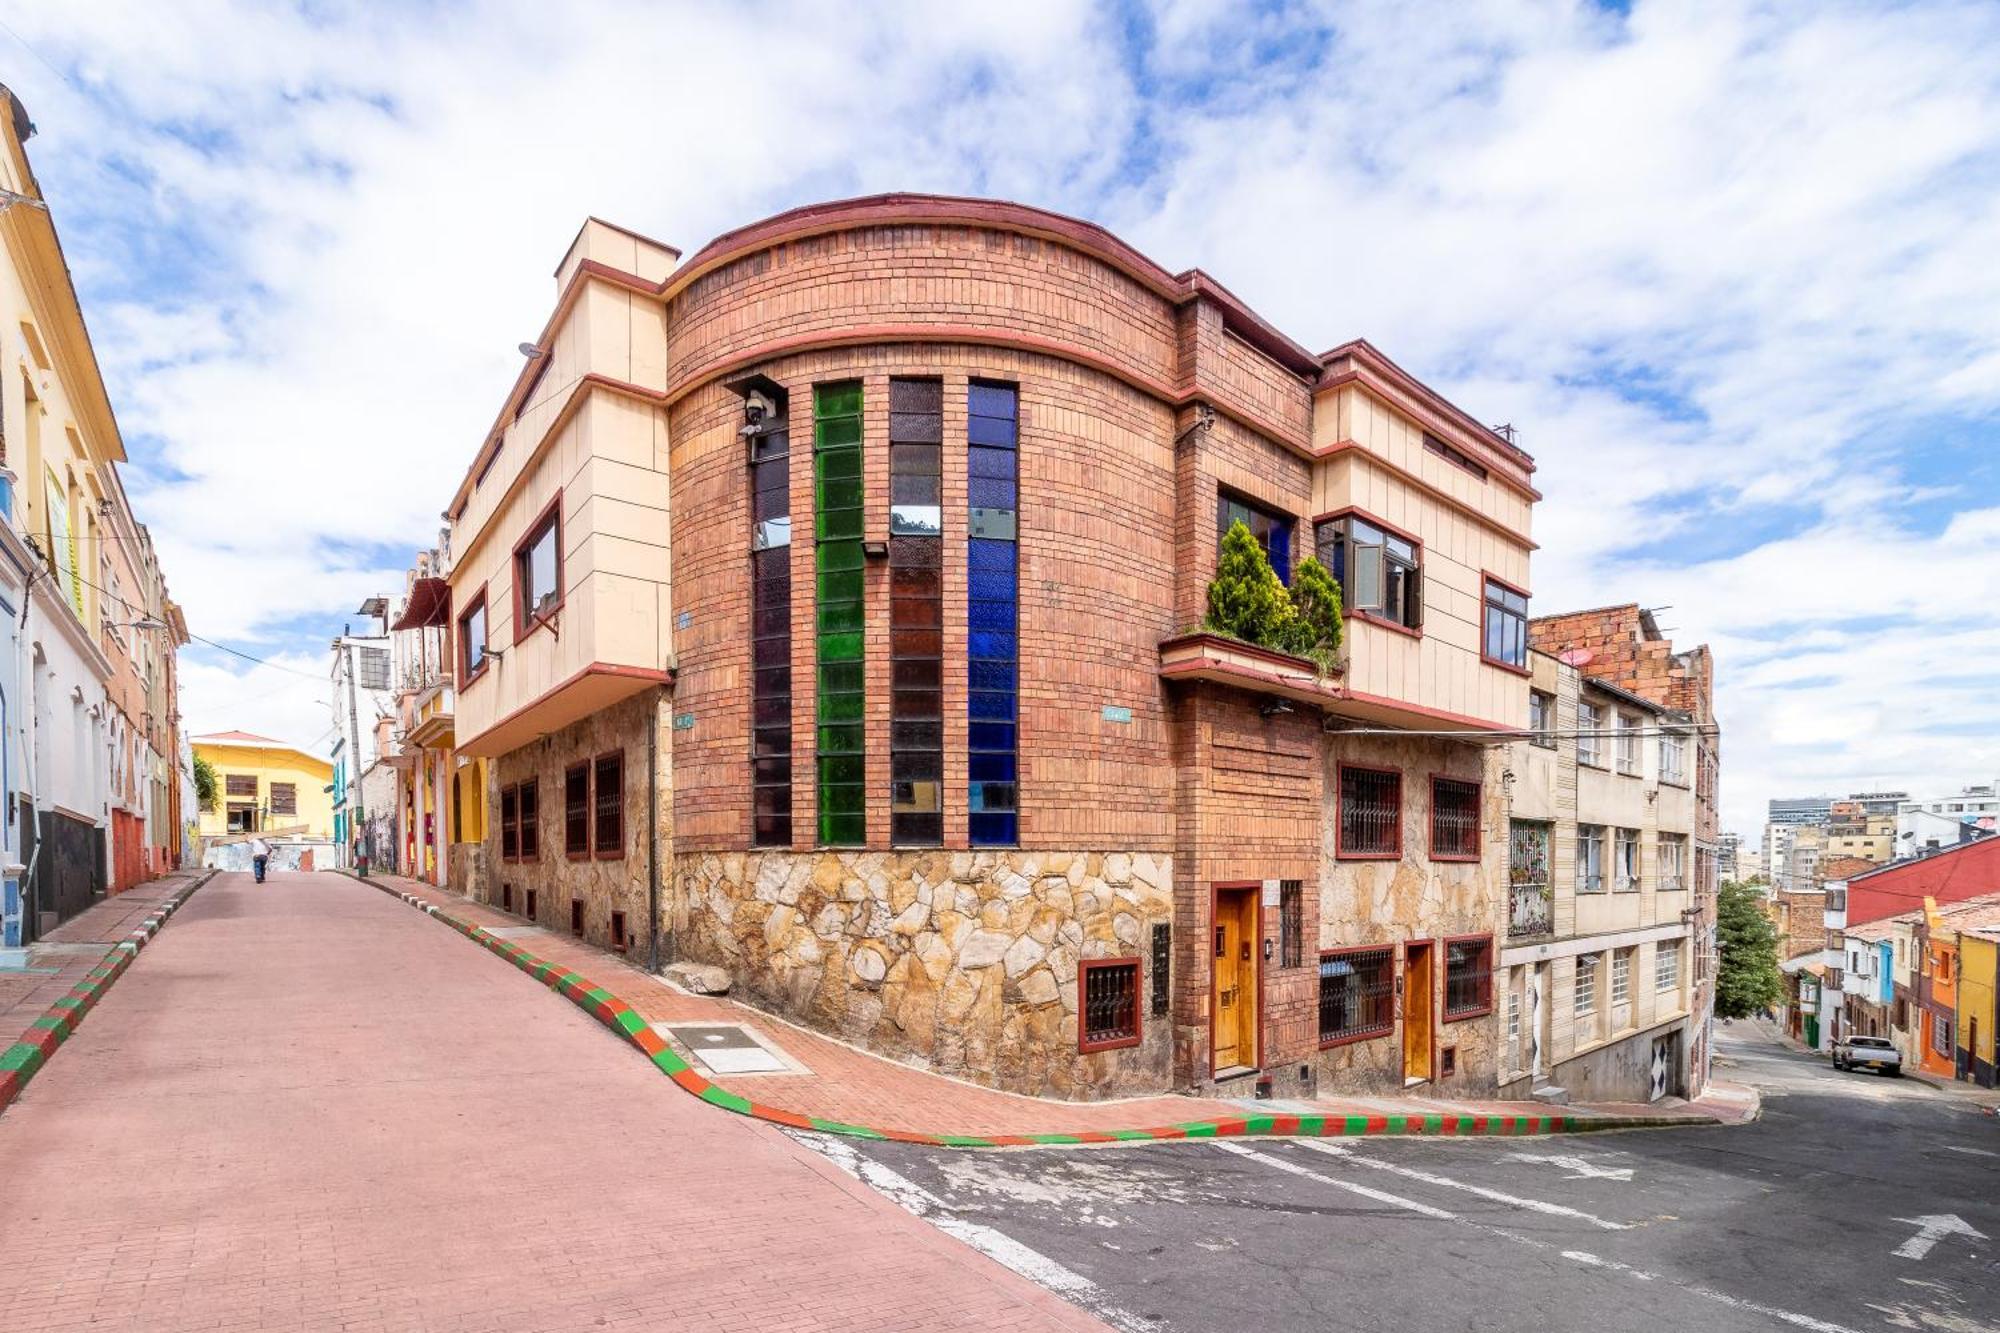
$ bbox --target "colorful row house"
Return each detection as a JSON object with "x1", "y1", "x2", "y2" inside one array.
[{"x1": 384, "y1": 195, "x2": 1723, "y2": 1103}]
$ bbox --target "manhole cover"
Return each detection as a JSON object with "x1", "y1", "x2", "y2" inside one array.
[{"x1": 659, "y1": 1024, "x2": 791, "y2": 1074}]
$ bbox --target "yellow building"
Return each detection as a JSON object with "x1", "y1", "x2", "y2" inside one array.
[
  {"x1": 192, "y1": 731, "x2": 336, "y2": 840},
  {"x1": 1958, "y1": 924, "x2": 1998, "y2": 1089}
]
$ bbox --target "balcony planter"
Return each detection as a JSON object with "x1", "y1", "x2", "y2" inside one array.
[{"x1": 1158, "y1": 632, "x2": 1345, "y2": 710}]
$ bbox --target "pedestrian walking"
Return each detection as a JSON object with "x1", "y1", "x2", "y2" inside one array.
[{"x1": 250, "y1": 836, "x2": 272, "y2": 884}]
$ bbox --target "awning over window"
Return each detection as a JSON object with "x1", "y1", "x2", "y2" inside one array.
[{"x1": 391, "y1": 577, "x2": 451, "y2": 631}]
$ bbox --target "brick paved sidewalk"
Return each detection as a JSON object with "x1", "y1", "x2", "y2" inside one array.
[
  {"x1": 0, "y1": 871, "x2": 203, "y2": 1035},
  {"x1": 364, "y1": 872, "x2": 1743, "y2": 1141}
]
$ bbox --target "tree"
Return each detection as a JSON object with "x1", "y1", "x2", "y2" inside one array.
[
  {"x1": 1715, "y1": 879, "x2": 1784, "y2": 1018},
  {"x1": 193, "y1": 754, "x2": 219, "y2": 814},
  {"x1": 1280, "y1": 554, "x2": 1344, "y2": 672},
  {"x1": 1205, "y1": 519, "x2": 1296, "y2": 649}
]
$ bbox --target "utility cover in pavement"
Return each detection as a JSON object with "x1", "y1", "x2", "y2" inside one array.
[{"x1": 661, "y1": 1024, "x2": 790, "y2": 1074}]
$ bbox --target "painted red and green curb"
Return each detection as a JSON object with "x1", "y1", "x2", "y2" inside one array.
[
  {"x1": 0, "y1": 871, "x2": 215, "y2": 1118},
  {"x1": 363, "y1": 876, "x2": 1718, "y2": 1148}
]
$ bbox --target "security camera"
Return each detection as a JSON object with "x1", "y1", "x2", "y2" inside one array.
[{"x1": 741, "y1": 389, "x2": 778, "y2": 433}]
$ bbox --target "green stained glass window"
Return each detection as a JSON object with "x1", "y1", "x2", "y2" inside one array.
[{"x1": 814, "y1": 381, "x2": 866, "y2": 844}]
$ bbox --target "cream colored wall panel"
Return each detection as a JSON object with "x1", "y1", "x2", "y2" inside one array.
[{"x1": 586, "y1": 571, "x2": 662, "y2": 667}]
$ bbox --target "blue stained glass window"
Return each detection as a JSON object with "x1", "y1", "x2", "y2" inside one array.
[
  {"x1": 969, "y1": 447, "x2": 1016, "y2": 478},
  {"x1": 968, "y1": 722, "x2": 1016, "y2": 752},
  {"x1": 969, "y1": 812, "x2": 1018, "y2": 845},
  {"x1": 967, "y1": 383, "x2": 1019, "y2": 847},
  {"x1": 968, "y1": 630, "x2": 1016, "y2": 661},
  {"x1": 969, "y1": 752, "x2": 1016, "y2": 782},
  {"x1": 968, "y1": 659, "x2": 1016, "y2": 693},
  {"x1": 968, "y1": 539, "x2": 1013, "y2": 570},
  {"x1": 969, "y1": 476, "x2": 1017, "y2": 509},
  {"x1": 968, "y1": 565, "x2": 1017, "y2": 600},
  {"x1": 969, "y1": 691, "x2": 1016, "y2": 722},
  {"x1": 969, "y1": 598, "x2": 1015, "y2": 631},
  {"x1": 968, "y1": 384, "x2": 1017, "y2": 419}
]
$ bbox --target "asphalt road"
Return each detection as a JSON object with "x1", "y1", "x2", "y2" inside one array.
[{"x1": 799, "y1": 1024, "x2": 2000, "y2": 1333}]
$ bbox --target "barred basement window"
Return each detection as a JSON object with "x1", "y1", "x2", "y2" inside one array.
[
  {"x1": 611, "y1": 911, "x2": 628, "y2": 954},
  {"x1": 593, "y1": 751, "x2": 624, "y2": 858},
  {"x1": 525, "y1": 889, "x2": 537, "y2": 920},
  {"x1": 1338, "y1": 765, "x2": 1401, "y2": 858},
  {"x1": 967, "y1": 382, "x2": 1019, "y2": 847},
  {"x1": 1319, "y1": 947, "x2": 1394, "y2": 1045},
  {"x1": 564, "y1": 762, "x2": 589, "y2": 858},
  {"x1": 570, "y1": 899, "x2": 584, "y2": 937},
  {"x1": 1151, "y1": 923, "x2": 1171, "y2": 1016},
  {"x1": 501, "y1": 883, "x2": 513, "y2": 912},
  {"x1": 749, "y1": 387, "x2": 793, "y2": 848},
  {"x1": 1430, "y1": 777, "x2": 1481, "y2": 860},
  {"x1": 1279, "y1": 881, "x2": 1303, "y2": 968},
  {"x1": 889, "y1": 378, "x2": 943, "y2": 846},
  {"x1": 814, "y1": 381, "x2": 866, "y2": 845},
  {"x1": 1079, "y1": 959, "x2": 1141, "y2": 1052},
  {"x1": 1444, "y1": 936, "x2": 1493, "y2": 1019}
]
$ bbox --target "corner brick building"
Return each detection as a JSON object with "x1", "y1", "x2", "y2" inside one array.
[{"x1": 437, "y1": 195, "x2": 1542, "y2": 1101}]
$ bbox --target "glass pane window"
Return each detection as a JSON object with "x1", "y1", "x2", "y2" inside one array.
[
  {"x1": 1612, "y1": 949, "x2": 1633, "y2": 1005},
  {"x1": 1529, "y1": 690, "x2": 1554, "y2": 747},
  {"x1": 1659, "y1": 731, "x2": 1688, "y2": 785},
  {"x1": 517, "y1": 511, "x2": 561, "y2": 623},
  {"x1": 814, "y1": 382, "x2": 866, "y2": 844},
  {"x1": 968, "y1": 383, "x2": 1019, "y2": 847},
  {"x1": 1659, "y1": 835, "x2": 1686, "y2": 891},
  {"x1": 1318, "y1": 947, "x2": 1395, "y2": 1043},
  {"x1": 1339, "y1": 766, "x2": 1401, "y2": 857},
  {"x1": 1578, "y1": 702, "x2": 1606, "y2": 767},
  {"x1": 889, "y1": 380, "x2": 944, "y2": 845},
  {"x1": 1315, "y1": 514, "x2": 1420, "y2": 628},
  {"x1": 1217, "y1": 492, "x2": 1293, "y2": 584},
  {"x1": 749, "y1": 402, "x2": 793, "y2": 847},
  {"x1": 1656, "y1": 942, "x2": 1681, "y2": 991},
  {"x1": 460, "y1": 597, "x2": 488, "y2": 679},
  {"x1": 1578, "y1": 825, "x2": 1606, "y2": 892},
  {"x1": 1483, "y1": 578, "x2": 1528, "y2": 667},
  {"x1": 1575, "y1": 954, "x2": 1599, "y2": 1016},
  {"x1": 1615, "y1": 828, "x2": 1640, "y2": 891},
  {"x1": 1615, "y1": 713, "x2": 1641, "y2": 775},
  {"x1": 1444, "y1": 937, "x2": 1493, "y2": 1017},
  {"x1": 1431, "y1": 777, "x2": 1481, "y2": 860}
]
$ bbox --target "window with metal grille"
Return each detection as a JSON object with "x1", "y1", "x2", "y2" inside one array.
[
  {"x1": 225, "y1": 773, "x2": 257, "y2": 798},
  {"x1": 1217, "y1": 491, "x2": 1293, "y2": 584},
  {"x1": 813, "y1": 382, "x2": 866, "y2": 845},
  {"x1": 500, "y1": 784, "x2": 519, "y2": 861},
  {"x1": 967, "y1": 382, "x2": 1019, "y2": 846},
  {"x1": 593, "y1": 751, "x2": 623, "y2": 858},
  {"x1": 268, "y1": 783, "x2": 297, "y2": 817},
  {"x1": 1655, "y1": 941, "x2": 1681, "y2": 991},
  {"x1": 357, "y1": 647, "x2": 391, "y2": 691},
  {"x1": 1319, "y1": 947, "x2": 1394, "y2": 1045},
  {"x1": 1079, "y1": 959, "x2": 1141, "y2": 1052},
  {"x1": 1338, "y1": 765, "x2": 1401, "y2": 857},
  {"x1": 1430, "y1": 777, "x2": 1480, "y2": 860},
  {"x1": 1444, "y1": 936, "x2": 1493, "y2": 1018},
  {"x1": 1612, "y1": 949, "x2": 1633, "y2": 1005},
  {"x1": 889, "y1": 378, "x2": 943, "y2": 846},
  {"x1": 1151, "y1": 924, "x2": 1171, "y2": 1016},
  {"x1": 1482, "y1": 578, "x2": 1528, "y2": 668},
  {"x1": 516, "y1": 780, "x2": 539, "y2": 860},
  {"x1": 564, "y1": 762, "x2": 589, "y2": 858},
  {"x1": 749, "y1": 392, "x2": 793, "y2": 848},
  {"x1": 1279, "y1": 881, "x2": 1303, "y2": 968},
  {"x1": 1575, "y1": 954, "x2": 1600, "y2": 1016}
]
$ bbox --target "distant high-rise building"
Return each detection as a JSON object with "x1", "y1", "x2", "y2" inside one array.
[{"x1": 1768, "y1": 796, "x2": 1833, "y2": 826}]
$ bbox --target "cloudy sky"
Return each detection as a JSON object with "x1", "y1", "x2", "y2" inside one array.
[{"x1": 3, "y1": 0, "x2": 1996, "y2": 836}]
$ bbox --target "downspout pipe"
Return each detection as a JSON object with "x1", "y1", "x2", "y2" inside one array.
[{"x1": 647, "y1": 688, "x2": 661, "y2": 973}]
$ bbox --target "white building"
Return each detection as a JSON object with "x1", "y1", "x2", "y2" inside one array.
[{"x1": 329, "y1": 608, "x2": 395, "y2": 866}]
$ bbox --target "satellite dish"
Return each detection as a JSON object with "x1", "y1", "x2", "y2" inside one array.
[{"x1": 1557, "y1": 648, "x2": 1594, "y2": 668}]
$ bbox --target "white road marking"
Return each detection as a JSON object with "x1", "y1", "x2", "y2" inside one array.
[
  {"x1": 1300, "y1": 1141, "x2": 1632, "y2": 1230},
  {"x1": 1562, "y1": 1251, "x2": 1869, "y2": 1333},
  {"x1": 1214, "y1": 1142, "x2": 1455, "y2": 1218},
  {"x1": 1501, "y1": 1151, "x2": 1635, "y2": 1182},
  {"x1": 784, "y1": 1131, "x2": 1156, "y2": 1332},
  {"x1": 1941, "y1": 1144, "x2": 1999, "y2": 1158},
  {"x1": 1891, "y1": 1213, "x2": 1988, "y2": 1260}
]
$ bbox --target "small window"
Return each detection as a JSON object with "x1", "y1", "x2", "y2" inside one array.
[
  {"x1": 501, "y1": 884, "x2": 513, "y2": 912},
  {"x1": 1578, "y1": 825, "x2": 1605, "y2": 892},
  {"x1": 1339, "y1": 765, "x2": 1401, "y2": 858},
  {"x1": 1423, "y1": 432, "x2": 1489, "y2": 481},
  {"x1": 1279, "y1": 882, "x2": 1303, "y2": 968},
  {"x1": 1612, "y1": 949, "x2": 1633, "y2": 1005},
  {"x1": 1217, "y1": 492, "x2": 1293, "y2": 583},
  {"x1": 1482, "y1": 578, "x2": 1528, "y2": 669},
  {"x1": 356, "y1": 647, "x2": 391, "y2": 691},
  {"x1": 517, "y1": 780, "x2": 540, "y2": 860},
  {"x1": 611, "y1": 911, "x2": 628, "y2": 954},
  {"x1": 500, "y1": 784, "x2": 519, "y2": 861},
  {"x1": 1151, "y1": 923, "x2": 1171, "y2": 1017},
  {"x1": 1444, "y1": 936, "x2": 1493, "y2": 1019},
  {"x1": 516, "y1": 503, "x2": 562, "y2": 629},
  {"x1": 1578, "y1": 702, "x2": 1606, "y2": 767},
  {"x1": 1659, "y1": 835, "x2": 1687, "y2": 892},
  {"x1": 268, "y1": 783, "x2": 297, "y2": 817},
  {"x1": 526, "y1": 888, "x2": 538, "y2": 920},
  {"x1": 459, "y1": 593, "x2": 489, "y2": 681},
  {"x1": 1614, "y1": 828, "x2": 1639, "y2": 891},
  {"x1": 1430, "y1": 778, "x2": 1481, "y2": 861},
  {"x1": 1319, "y1": 947, "x2": 1395, "y2": 1045},
  {"x1": 1614, "y1": 713, "x2": 1642, "y2": 775},
  {"x1": 1659, "y1": 731, "x2": 1688, "y2": 786},
  {"x1": 594, "y1": 751, "x2": 624, "y2": 858},
  {"x1": 1931, "y1": 1013, "x2": 1951, "y2": 1057},
  {"x1": 564, "y1": 762, "x2": 590, "y2": 858},
  {"x1": 570, "y1": 899, "x2": 584, "y2": 938},
  {"x1": 1575, "y1": 955, "x2": 1600, "y2": 1017},
  {"x1": 1316, "y1": 513, "x2": 1420, "y2": 629},
  {"x1": 226, "y1": 773, "x2": 258, "y2": 798},
  {"x1": 1079, "y1": 959, "x2": 1141, "y2": 1052},
  {"x1": 1529, "y1": 691, "x2": 1555, "y2": 748}
]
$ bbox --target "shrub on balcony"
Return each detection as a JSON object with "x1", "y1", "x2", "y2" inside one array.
[{"x1": 1204, "y1": 519, "x2": 1343, "y2": 673}]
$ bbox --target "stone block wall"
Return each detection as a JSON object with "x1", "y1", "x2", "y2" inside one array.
[{"x1": 673, "y1": 848, "x2": 1173, "y2": 1099}]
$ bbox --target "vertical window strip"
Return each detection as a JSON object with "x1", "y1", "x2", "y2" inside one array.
[
  {"x1": 814, "y1": 382, "x2": 866, "y2": 845},
  {"x1": 967, "y1": 383, "x2": 1019, "y2": 847},
  {"x1": 750, "y1": 406, "x2": 792, "y2": 847},
  {"x1": 889, "y1": 379, "x2": 944, "y2": 845}
]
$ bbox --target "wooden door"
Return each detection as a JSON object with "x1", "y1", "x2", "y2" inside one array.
[
  {"x1": 1213, "y1": 888, "x2": 1259, "y2": 1074},
  {"x1": 1404, "y1": 941, "x2": 1434, "y2": 1083}
]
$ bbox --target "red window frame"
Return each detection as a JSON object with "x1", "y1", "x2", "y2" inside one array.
[
  {"x1": 1442, "y1": 933, "x2": 1495, "y2": 1021},
  {"x1": 1077, "y1": 957, "x2": 1142, "y2": 1053},
  {"x1": 1336, "y1": 763, "x2": 1403, "y2": 860},
  {"x1": 563, "y1": 762, "x2": 591, "y2": 860},
  {"x1": 1429, "y1": 774, "x2": 1482, "y2": 862},
  {"x1": 516, "y1": 779, "x2": 540, "y2": 861},
  {"x1": 457, "y1": 583, "x2": 490, "y2": 687},
  {"x1": 512, "y1": 491, "x2": 564, "y2": 644},
  {"x1": 1317, "y1": 945, "x2": 1396, "y2": 1048},
  {"x1": 593, "y1": 750, "x2": 625, "y2": 860}
]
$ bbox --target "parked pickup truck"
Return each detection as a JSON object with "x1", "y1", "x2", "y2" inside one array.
[{"x1": 1833, "y1": 1034, "x2": 1903, "y2": 1075}]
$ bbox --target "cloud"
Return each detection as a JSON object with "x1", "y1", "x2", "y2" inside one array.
[{"x1": 5, "y1": 0, "x2": 1999, "y2": 834}]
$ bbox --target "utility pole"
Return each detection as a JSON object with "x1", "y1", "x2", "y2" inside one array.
[{"x1": 343, "y1": 644, "x2": 368, "y2": 878}]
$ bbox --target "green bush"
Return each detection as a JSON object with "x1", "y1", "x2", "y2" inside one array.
[
  {"x1": 1283, "y1": 555, "x2": 1343, "y2": 672},
  {"x1": 1203, "y1": 521, "x2": 1343, "y2": 673}
]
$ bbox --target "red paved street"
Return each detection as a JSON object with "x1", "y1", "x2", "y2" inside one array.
[{"x1": 0, "y1": 870, "x2": 1110, "y2": 1333}]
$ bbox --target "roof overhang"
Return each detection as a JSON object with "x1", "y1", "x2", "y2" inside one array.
[{"x1": 391, "y1": 577, "x2": 451, "y2": 631}]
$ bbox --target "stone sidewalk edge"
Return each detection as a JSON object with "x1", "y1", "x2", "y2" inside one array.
[
  {"x1": 0, "y1": 870, "x2": 218, "y2": 1118},
  {"x1": 364, "y1": 877, "x2": 1724, "y2": 1148}
]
